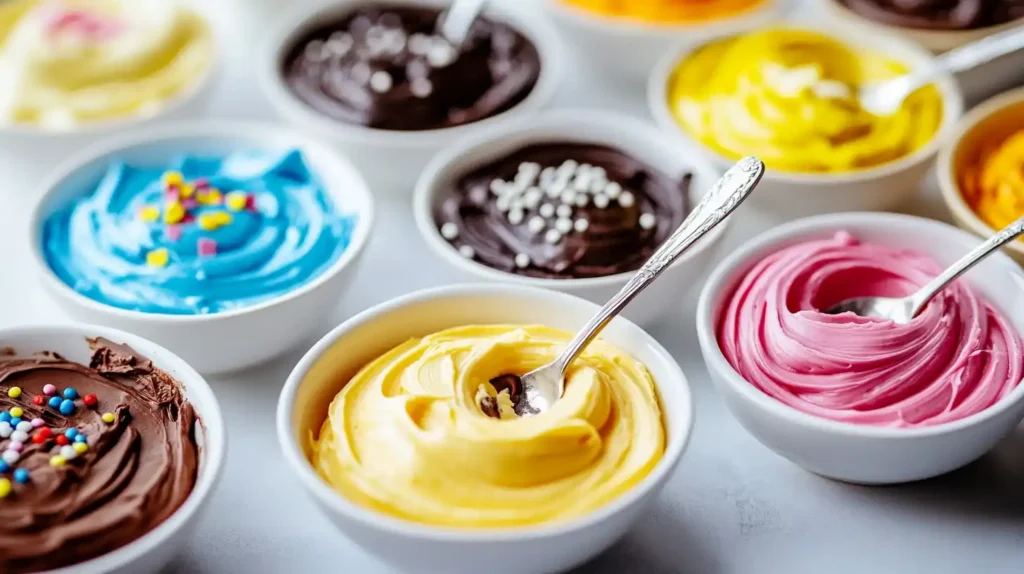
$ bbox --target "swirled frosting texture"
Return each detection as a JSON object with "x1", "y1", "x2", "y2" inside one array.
[
  {"x1": 559, "y1": 0, "x2": 766, "y2": 23},
  {"x1": 960, "y1": 130, "x2": 1024, "y2": 233},
  {"x1": 42, "y1": 149, "x2": 355, "y2": 315},
  {"x1": 668, "y1": 29, "x2": 943, "y2": 172},
  {"x1": 0, "y1": 0, "x2": 213, "y2": 129},
  {"x1": 839, "y1": 0, "x2": 1024, "y2": 30},
  {"x1": 312, "y1": 325, "x2": 665, "y2": 527},
  {"x1": 0, "y1": 338, "x2": 199, "y2": 573},
  {"x1": 717, "y1": 232, "x2": 1024, "y2": 427}
]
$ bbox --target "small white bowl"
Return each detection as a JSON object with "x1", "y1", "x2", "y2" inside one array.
[
  {"x1": 277, "y1": 283, "x2": 694, "y2": 574},
  {"x1": 0, "y1": 323, "x2": 225, "y2": 574},
  {"x1": 648, "y1": 25, "x2": 965, "y2": 220},
  {"x1": 260, "y1": 0, "x2": 563, "y2": 195},
  {"x1": 413, "y1": 109, "x2": 729, "y2": 326},
  {"x1": 696, "y1": 212, "x2": 1024, "y2": 484},
  {"x1": 28, "y1": 121, "x2": 375, "y2": 374},
  {"x1": 542, "y1": 0, "x2": 785, "y2": 86}
]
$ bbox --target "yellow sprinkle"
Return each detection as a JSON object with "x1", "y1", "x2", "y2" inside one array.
[
  {"x1": 225, "y1": 191, "x2": 248, "y2": 212},
  {"x1": 102, "y1": 412, "x2": 115, "y2": 424},
  {"x1": 73, "y1": 442, "x2": 89, "y2": 454},
  {"x1": 49, "y1": 455, "x2": 66, "y2": 467},
  {"x1": 146, "y1": 248, "x2": 169, "y2": 268},
  {"x1": 9, "y1": 407, "x2": 22, "y2": 418},
  {"x1": 7, "y1": 387, "x2": 21, "y2": 399},
  {"x1": 164, "y1": 202, "x2": 185, "y2": 224},
  {"x1": 0, "y1": 478, "x2": 10, "y2": 498},
  {"x1": 198, "y1": 189, "x2": 223, "y2": 206},
  {"x1": 179, "y1": 183, "x2": 195, "y2": 199},
  {"x1": 140, "y1": 206, "x2": 160, "y2": 223},
  {"x1": 162, "y1": 171, "x2": 183, "y2": 187},
  {"x1": 197, "y1": 212, "x2": 222, "y2": 231},
  {"x1": 213, "y1": 211, "x2": 232, "y2": 225}
]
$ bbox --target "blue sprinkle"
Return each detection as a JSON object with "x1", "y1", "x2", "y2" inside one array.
[
  {"x1": 63, "y1": 388, "x2": 79, "y2": 400},
  {"x1": 64, "y1": 429, "x2": 78, "y2": 439},
  {"x1": 0, "y1": 461, "x2": 9, "y2": 473},
  {"x1": 9, "y1": 417, "x2": 21, "y2": 427},
  {"x1": 13, "y1": 468, "x2": 29, "y2": 484},
  {"x1": 0, "y1": 412, "x2": 9, "y2": 423},
  {"x1": 48, "y1": 396, "x2": 62, "y2": 409},
  {"x1": 59, "y1": 400, "x2": 76, "y2": 416},
  {"x1": 74, "y1": 434, "x2": 87, "y2": 444}
]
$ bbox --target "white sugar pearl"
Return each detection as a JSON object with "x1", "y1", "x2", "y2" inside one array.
[
  {"x1": 539, "y1": 203, "x2": 555, "y2": 218},
  {"x1": 0, "y1": 422, "x2": 11, "y2": 438},
  {"x1": 510, "y1": 197, "x2": 525, "y2": 211},
  {"x1": 459, "y1": 245, "x2": 476, "y2": 259},
  {"x1": 573, "y1": 174, "x2": 591, "y2": 191},
  {"x1": 540, "y1": 167, "x2": 555, "y2": 183},
  {"x1": 350, "y1": 62, "x2": 372, "y2": 85},
  {"x1": 15, "y1": 421, "x2": 31, "y2": 432},
  {"x1": 496, "y1": 195, "x2": 512, "y2": 212},
  {"x1": 574, "y1": 218, "x2": 589, "y2": 233},
  {"x1": 410, "y1": 77, "x2": 433, "y2": 98},
  {"x1": 304, "y1": 40, "x2": 328, "y2": 62},
  {"x1": 561, "y1": 159, "x2": 578, "y2": 172},
  {"x1": 618, "y1": 191, "x2": 635, "y2": 208},
  {"x1": 514, "y1": 253, "x2": 530, "y2": 269},
  {"x1": 427, "y1": 42, "x2": 457, "y2": 67},
  {"x1": 593, "y1": 194, "x2": 610, "y2": 209},
  {"x1": 544, "y1": 182, "x2": 563, "y2": 199},
  {"x1": 440, "y1": 222, "x2": 459, "y2": 240},
  {"x1": 589, "y1": 178, "x2": 606, "y2": 194},
  {"x1": 326, "y1": 33, "x2": 353, "y2": 55},
  {"x1": 508, "y1": 208, "x2": 525, "y2": 225},
  {"x1": 592, "y1": 167, "x2": 606, "y2": 180},
  {"x1": 408, "y1": 33, "x2": 430, "y2": 55},
  {"x1": 11, "y1": 430, "x2": 28, "y2": 443},
  {"x1": 574, "y1": 194, "x2": 589, "y2": 207},
  {"x1": 639, "y1": 213, "x2": 657, "y2": 229},
  {"x1": 604, "y1": 182, "x2": 621, "y2": 199},
  {"x1": 489, "y1": 179, "x2": 505, "y2": 195},
  {"x1": 2, "y1": 450, "x2": 19, "y2": 464},
  {"x1": 370, "y1": 71, "x2": 393, "y2": 93},
  {"x1": 556, "y1": 204, "x2": 573, "y2": 218},
  {"x1": 545, "y1": 229, "x2": 562, "y2": 244},
  {"x1": 60, "y1": 445, "x2": 77, "y2": 460},
  {"x1": 527, "y1": 216, "x2": 546, "y2": 234},
  {"x1": 560, "y1": 190, "x2": 576, "y2": 205},
  {"x1": 555, "y1": 218, "x2": 573, "y2": 234},
  {"x1": 524, "y1": 187, "x2": 542, "y2": 209}
]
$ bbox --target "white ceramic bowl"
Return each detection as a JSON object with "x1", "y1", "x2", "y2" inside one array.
[
  {"x1": 542, "y1": 0, "x2": 785, "y2": 86},
  {"x1": 696, "y1": 212, "x2": 1024, "y2": 484},
  {"x1": 938, "y1": 86, "x2": 1024, "y2": 264},
  {"x1": 277, "y1": 284, "x2": 694, "y2": 574},
  {"x1": 260, "y1": 0, "x2": 563, "y2": 196},
  {"x1": 413, "y1": 109, "x2": 729, "y2": 326},
  {"x1": 648, "y1": 25, "x2": 965, "y2": 220},
  {"x1": 820, "y1": 0, "x2": 1024, "y2": 104},
  {"x1": 0, "y1": 323, "x2": 225, "y2": 574},
  {"x1": 28, "y1": 121, "x2": 375, "y2": 374}
]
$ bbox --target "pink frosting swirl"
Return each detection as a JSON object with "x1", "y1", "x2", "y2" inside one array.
[{"x1": 718, "y1": 231, "x2": 1024, "y2": 428}]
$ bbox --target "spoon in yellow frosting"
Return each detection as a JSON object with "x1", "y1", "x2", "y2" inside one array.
[{"x1": 502, "y1": 157, "x2": 765, "y2": 416}]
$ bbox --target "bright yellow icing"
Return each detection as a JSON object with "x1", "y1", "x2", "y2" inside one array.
[
  {"x1": 960, "y1": 131, "x2": 1024, "y2": 232},
  {"x1": 311, "y1": 325, "x2": 665, "y2": 528},
  {"x1": 667, "y1": 28, "x2": 943, "y2": 173},
  {"x1": 0, "y1": 0, "x2": 213, "y2": 129},
  {"x1": 561, "y1": 0, "x2": 766, "y2": 23}
]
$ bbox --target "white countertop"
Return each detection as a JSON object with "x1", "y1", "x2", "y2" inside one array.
[{"x1": 1, "y1": 2, "x2": 1023, "y2": 572}]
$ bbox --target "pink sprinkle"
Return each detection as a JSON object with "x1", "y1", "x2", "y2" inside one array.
[
  {"x1": 197, "y1": 238, "x2": 217, "y2": 257},
  {"x1": 165, "y1": 225, "x2": 182, "y2": 241},
  {"x1": 31, "y1": 418, "x2": 44, "y2": 428},
  {"x1": 165, "y1": 189, "x2": 180, "y2": 203},
  {"x1": 194, "y1": 178, "x2": 210, "y2": 190},
  {"x1": 245, "y1": 194, "x2": 257, "y2": 212},
  {"x1": 8, "y1": 442, "x2": 22, "y2": 452},
  {"x1": 43, "y1": 384, "x2": 56, "y2": 396},
  {"x1": 182, "y1": 213, "x2": 195, "y2": 224},
  {"x1": 182, "y1": 199, "x2": 199, "y2": 210}
]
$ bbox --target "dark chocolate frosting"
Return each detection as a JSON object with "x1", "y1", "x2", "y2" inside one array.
[
  {"x1": 436, "y1": 143, "x2": 691, "y2": 279},
  {"x1": 838, "y1": 0, "x2": 1024, "y2": 30},
  {"x1": 0, "y1": 338, "x2": 200, "y2": 573},
  {"x1": 282, "y1": 5, "x2": 541, "y2": 130}
]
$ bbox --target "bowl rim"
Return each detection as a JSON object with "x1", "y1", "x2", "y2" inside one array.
[
  {"x1": 0, "y1": 3, "x2": 219, "y2": 138},
  {"x1": 276, "y1": 282, "x2": 695, "y2": 541},
  {"x1": 0, "y1": 323, "x2": 227, "y2": 574},
  {"x1": 937, "y1": 86, "x2": 1024, "y2": 256},
  {"x1": 258, "y1": 0, "x2": 564, "y2": 149},
  {"x1": 647, "y1": 23, "x2": 966, "y2": 185},
  {"x1": 696, "y1": 211, "x2": 1024, "y2": 439},
  {"x1": 544, "y1": 0, "x2": 786, "y2": 35},
  {"x1": 411, "y1": 108, "x2": 730, "y2": 288},
  {"x1": 27, "y1": 119, "x2": 376, "y2": 323},
  {"x1": 821, "y1": 0, "x2": 1024, "y2": 42}
]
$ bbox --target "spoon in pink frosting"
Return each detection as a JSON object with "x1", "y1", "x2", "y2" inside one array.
[{"x1": 825, "y1": 215, "x2": 1024, "y2": 323}]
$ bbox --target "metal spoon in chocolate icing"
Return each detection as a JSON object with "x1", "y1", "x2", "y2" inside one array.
[
  {"x1": 438, "y1": 0, "x2": 487, "y2": 48},
  {"x1": 825, "y1": 215, "x2": 1024, "y2": 323},
  {"x1": 855, "y1": 27, "x2": 1024, "y2": 116},
  {"x1": 495, "y1": 157, "x2": 765, "y2": 417}
]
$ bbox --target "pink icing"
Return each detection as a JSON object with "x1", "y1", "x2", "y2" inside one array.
[
  {"x1": 44, "y1": 6, "x2": 124, "y2": 41},
  {"x1": 717, "y1": 231, "x2": 1024, "y2": 428}
]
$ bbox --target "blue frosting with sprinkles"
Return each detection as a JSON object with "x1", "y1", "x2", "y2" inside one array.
[{"x1": 42, "y1": 149, "x2": 356, "y2": 315}]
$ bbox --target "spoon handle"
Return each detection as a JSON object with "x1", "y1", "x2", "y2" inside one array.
[
  {"x1": 551, "y1": 156, "x2": 765, "y2": 373},
  {"x1": 439, "y1": 0, "x2": 488, "y2": 47},
  {"x1": 909, "y1": 215, "x2": 1024, "y2": 317},
  {"x1": 938, "y1": 27, "x2": 1024, "y2": 74}
]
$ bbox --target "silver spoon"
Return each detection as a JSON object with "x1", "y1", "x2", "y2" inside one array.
[
  {"x1": 438, "y1": 0, "x2": 487, "y2": 48},
  {"x1": 825, "y1": 215, "x2": 1024, "y2": 323},
  {"x1": 856, "y1": 27, "x2": 1024, "y2": 116},
  {"x1": 501, "y1": 157, "x2": 766, "y2": 417}
]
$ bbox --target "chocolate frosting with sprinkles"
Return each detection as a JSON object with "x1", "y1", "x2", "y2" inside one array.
[
  {"x1": 838, "y1": 0, "x2": 1024, "y2": 30},
  {"x1": 0, "y1": 339, "x2": 199, "y2": 573},
  {"x1": 436, "y1": 143, "x2": 692, "y2": 279},
  {"x1": 281, "y1": 5, "x2": 541, "y2": 130}
]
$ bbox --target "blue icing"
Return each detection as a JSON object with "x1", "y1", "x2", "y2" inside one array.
[{"x1": 42, "y1": 149, "x2": 356, "y2": 315}]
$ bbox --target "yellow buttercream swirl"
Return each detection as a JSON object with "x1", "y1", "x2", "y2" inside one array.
[
  {"x1": 960, "y1": 131, "x2": 1024, "y2": 232},
  {"x1": 561, "y1": 0, "x2": 766, "y2": 24},
  {"x1": 667, "y1": 28, "x2": 943, "y2": 173},
  {"x1": 0, "y1": 0, "x2": 213, "y2": 128},
  {"x1": 311, "y1": 325, "x2": 665, "y2": 528}
]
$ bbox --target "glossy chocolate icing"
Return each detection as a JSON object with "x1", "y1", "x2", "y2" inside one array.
[
  {"x1": 436, "y1": 143, "x2": 691, "y2": 279},
  {"x1": 0, "y1": 338, "x2": 199, "y2": 573},
  {"x1": 839, "y1": 0, "x2": 1024, "y2": 30},
  {"x1": 282, "y1": 5, "x2": 541, "y2": 130}
]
